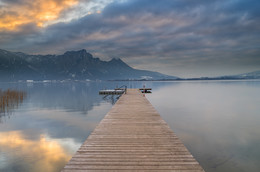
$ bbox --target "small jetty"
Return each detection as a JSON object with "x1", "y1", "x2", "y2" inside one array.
[
  {"x1": 62, "y1": 89, "x2": 204, "y2": 171},
  {"x1": 99, "y1": 86, "x2": 127, "y2": 95},
  {"x1": 99, "y1": 89, "x2": 125, "y2": 95},
  {"x1": 139, "y1": 88, "x2": 152, "y2": 93}
]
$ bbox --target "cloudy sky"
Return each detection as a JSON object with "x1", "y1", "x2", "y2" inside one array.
[{"x1": 0, "y1": 0, "x2": 259, "y2": 77}]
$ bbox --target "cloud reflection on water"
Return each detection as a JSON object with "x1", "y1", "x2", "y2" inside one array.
[
  {"x1": 0, "y1": 131, "x2": 72, "y2": 172},
  {"x1": 0, "y1": 82, "x2": 116, "y2": 172}
]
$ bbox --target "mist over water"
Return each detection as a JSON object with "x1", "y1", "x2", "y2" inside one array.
[{"x1": 0, "y1": 80, "x2": 259, "y2": 172}]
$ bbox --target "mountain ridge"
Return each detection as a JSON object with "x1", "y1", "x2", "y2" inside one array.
[
  {"x1": 1, "y1": 49, "x2": 259, "y2": 81},
  {"x1": 0, "y1": 49, "x2": 177, "y2": 81}
]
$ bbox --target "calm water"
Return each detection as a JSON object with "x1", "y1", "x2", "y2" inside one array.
[{"x1": 0, "y1": 80, "x2": 259, "y2": 172}]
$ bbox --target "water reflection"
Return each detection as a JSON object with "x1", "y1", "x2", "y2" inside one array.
[
  {"x1": 2, "y1": 81, "x2": 259, "y2": 172},
  {"x1": 0, "y1": 89, "x2": 26, "y2": 123},
  {"x1": 101, "y1": 95, "x2": 121, "y2": 105},
  {"x1": 147, "y1": 80, "x2": 260, "y2": 172},
  {"x1": 0, "y1": 131, "x2": 71, "y2": 172},
  {"x1": 0, "y1": 82, "x2": 115, "y2": 172}
]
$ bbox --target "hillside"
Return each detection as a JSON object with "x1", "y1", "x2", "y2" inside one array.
[{"x1": 0, "y1": 49, "x2": 177, "y2": 81}]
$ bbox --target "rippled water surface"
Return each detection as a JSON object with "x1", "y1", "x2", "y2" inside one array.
[{"x1": 0, "y1": 80, "x2": 259, "y2": 172}]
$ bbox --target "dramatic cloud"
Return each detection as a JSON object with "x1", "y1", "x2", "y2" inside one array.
[
  {"x1": 0, "y1": 0, "x2": 79, "y2": 30},
  {"x1": 0, "y1": 0, "x2": 259, "y2": 77}
]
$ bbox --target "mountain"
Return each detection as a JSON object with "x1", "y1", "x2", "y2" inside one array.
[
  {"x1": 214, "y1": 71, "x2": 260, "y2": 80},
  {"x1": 181, "y1": 71, "x2": 260, "y2": 80},
  {"x1": 0, "y1": 49, "x2": 177, "y2": 81}
]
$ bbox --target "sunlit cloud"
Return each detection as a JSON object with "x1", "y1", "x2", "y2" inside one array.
[
  {"x1": 0, "y1": 131, "x2": 71, "y2": 171},
  {"x1": 52, "y1": 0, "x2": 123, "y2": 24},
  {"x1": 0, "y1": 0, "x2": 78, "y2": 30},
  {"x1": 0, "y1": 0, "x2": 125, "y2": 31}
]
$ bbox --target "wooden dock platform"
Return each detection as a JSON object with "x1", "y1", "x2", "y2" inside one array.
[
  {"x1": 139, "y1": 88, "x2": 152, "y2": 93},
  {"x1": 99, "y1": 89, "x2": 125, "y2": 95},
  {"x1": 62, "y1": 89, "x2": 204, "y2": 172}
]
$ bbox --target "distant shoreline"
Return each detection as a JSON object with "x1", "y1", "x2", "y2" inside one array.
[
  {"x1": 110, "y1": 78, "x2": 260, "y2": 81},
  {"x1": 1, "y1": 78, "x2": 260, "y2": 83}
]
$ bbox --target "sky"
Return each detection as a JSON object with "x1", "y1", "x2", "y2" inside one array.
[{"x1": 0, "y1": 0, "x2": 259, "y2": 77}]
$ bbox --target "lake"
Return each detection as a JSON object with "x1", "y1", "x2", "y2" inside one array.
[{"x1": 0, "y1": 80, "x2": 259, "y2": 172}]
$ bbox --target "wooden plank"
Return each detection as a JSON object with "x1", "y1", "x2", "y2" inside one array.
[{"x1": 62, "y1": 89, "x2": 204, "y2": 172}]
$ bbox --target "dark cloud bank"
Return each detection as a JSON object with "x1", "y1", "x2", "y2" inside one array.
[{"x1": 1, "y1": 0, "x2": 260, "y2": 77}]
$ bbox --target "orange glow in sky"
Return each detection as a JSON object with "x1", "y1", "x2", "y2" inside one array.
[{"x1": 0, "y1": 0, "x2": 78, "y2": 30}]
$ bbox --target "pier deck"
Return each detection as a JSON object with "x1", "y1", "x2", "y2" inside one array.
[{"x1": 62, "y1": 89, "x2": 204, "y2": 171}]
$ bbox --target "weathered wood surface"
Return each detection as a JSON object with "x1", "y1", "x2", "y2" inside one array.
[{"x1": 62, "y1": 89, "x2": 204, "y2": 172}]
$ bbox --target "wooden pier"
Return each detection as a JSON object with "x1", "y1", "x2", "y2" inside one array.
[{"x1": 62, "y1": 89, "x2": 204, "y2": 171}]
